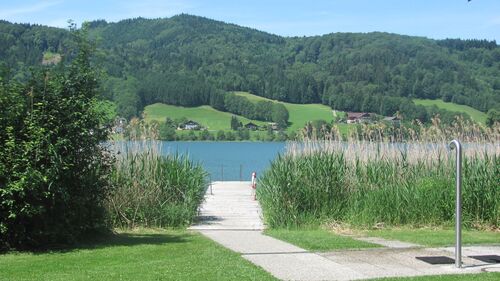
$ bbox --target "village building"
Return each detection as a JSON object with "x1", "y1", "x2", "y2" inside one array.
[
  {"x1": 180, "y1": 120, "x2": 201, "y2": 130},
  {"x1": 383, "y1": 116, "x2": 401, "y2": 125},
  {"x1": 347, "y1": 112, "x2": 372, "y2": 124},
  {"x1": 112, "y1": 117, "x2": 127, "y2": 134},
  {"x1": 268, "y1": 122, "x2": 279, "y2": 130},
  {"x1": 244, "y1": 122, "x2": 259, "y2": 131}
]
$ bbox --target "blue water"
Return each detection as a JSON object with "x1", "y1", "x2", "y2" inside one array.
[{"x1": 160, "y1": 142, "x2": 286, "y2": 181}]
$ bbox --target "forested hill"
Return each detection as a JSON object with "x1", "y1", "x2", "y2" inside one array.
[{"x1": 1, "y1": 14, "x2": 499, "y2": 121}]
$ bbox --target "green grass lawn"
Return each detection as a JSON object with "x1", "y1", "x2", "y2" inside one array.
[
  {"x1": 0, "y1": 229, "x2": 276, "y2": 281},
  {"x1": 413, "y1": 99, "x2": 487, "y2": 124},
  {"x1": 264, "y1": 229, "x2": 379, "y2": 251},
  {"x1": 233, "y1": 92, "x2": 338, "y2": 131},
  {"x1": 361, "y1": 227, "x2": 500, "y2": 247},
  {"x1": 371, "y1": 273, "x2": 500, "y2": 281},
  {"x1": 144, "y1": 103, "x2": 266, "y2": 131}
]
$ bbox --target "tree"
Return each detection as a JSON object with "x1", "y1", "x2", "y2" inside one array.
[
  {"x1": 159, "y1": 122, "x2": 176, "y2": 140},
  {"x1": 225, "y1": 131, "x2": 235, "y2": 141},
  {"x1": 486, "y1": 109, "x2": 499, "y2": 127},
  {"x1": 271, "y1": 104, "x2": 289, "y2": 129},
  {"x1": 237, "y1": 128, "x2": 250, "y2": 140},
  {"x1": 198, "y1": 130, "x2": 211, "y2": 140},
  {"x1": 230, "y1": 116, "x2": 241, "y2": 130},
  {"x1": 0, "y1": 27, "x2": 111, "y2": 250},
  {"x1": 216, "y1": 130, "x2": 226, "y2": 140}
]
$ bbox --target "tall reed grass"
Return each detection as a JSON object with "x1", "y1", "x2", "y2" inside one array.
[
  {"x1": 107, "y1": 141, "x2": 207, "y2": 228},
  {"x1": 258, "y1": 119, "x2": 499, "y2": 229}
]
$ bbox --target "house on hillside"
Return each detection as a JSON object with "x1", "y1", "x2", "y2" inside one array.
[
  {"x1": 180, "y1": 120, "x2": 201, "y2": 130},
  {"x1": 268, "y1": 122, "x2": 279, "y2": 130},
  {"x1": 383, "y1": 116, "x2": 401, "y2": 125},
  {"x1": 244, "y1": 122, "x2": 259, "y2": 131},
  {"x1": 112, "y1": 117, "x2": 127, "y2": 134},
  {"x1": 347, "y1": 112, "x2": 372, "y2": 124}
]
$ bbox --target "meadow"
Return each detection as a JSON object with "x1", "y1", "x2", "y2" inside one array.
[
  {"x1": 413, "y1": 99, "x2": 487, "y2": 124},
  {"x1": 233, "y1": 91, "x2": 338, "y2": 131},
  {"x1": 143, "y1": 103, "x2": 266, "y2": 131},
  {"x1": 144, "y1": 94, "x2": 341, "y2": 133}
]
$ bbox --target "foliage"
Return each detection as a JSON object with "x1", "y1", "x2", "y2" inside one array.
[
  {"x1": 0, "y1": 30, "x2": 111, "y2": 250},
  {"x1": 258, "y1": 121, "x2": 499, "y2": 228},
  {"x1": 271, "y1": 103, "x2": 289, "y2": 128},
  {"x1": 1, "y1": 15, "x2": 499, "y2": 122},
  {"x1": 486, "y1": 109, "x2": 500, "y2": 127},
  {"x1": 108, "y1": 141, "x2": 208, "y2": 228},
  {"x1": 298, "y1": 115, "x2": 498, "y2": 143},
  {"x1": 259, "y1": 144, "x2": 499, "y2": 228},
  {"x1": 235, "y1": 92, "x2": 335, "y2": 131},
  {"x1": 230, "y1": 115, "x2": 241, "y2": 130},
  {"x1": 223, "y1": 92, "x2": 290, "y2": 125},
  {"x1": 92, "y1": 99, "x2": 117, "y2": 125}
]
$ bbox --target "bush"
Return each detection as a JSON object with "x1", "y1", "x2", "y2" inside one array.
[
  {"x1": 108, "y1": 142, "x2": 208, "y2": 228},
  {"x1": 0, "y1": 31, "x2": 111, "y2": 250}
]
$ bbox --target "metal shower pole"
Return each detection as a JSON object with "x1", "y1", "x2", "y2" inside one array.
[{"x1": 449, "y1": 139, "x2": 462, "y2": 268}]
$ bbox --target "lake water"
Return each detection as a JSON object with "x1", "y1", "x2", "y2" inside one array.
[{"x1": 160, "y1": 141, "x2": 286, "y2": 181}]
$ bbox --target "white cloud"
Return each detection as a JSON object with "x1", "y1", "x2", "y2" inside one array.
[{"x1": 0, "y1": 0, "x2": 63, "y2": 18}]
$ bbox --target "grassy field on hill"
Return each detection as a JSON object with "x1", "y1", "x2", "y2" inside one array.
[
  {"x1": 144, "y1": 93, "x2": 341, "y2": 133},
  {"x1": 233, "y1": 92, "x2": 337, "y2": 131},
  {"x1": 144, "y1": 103, "x2": 266, "y2": 131},
  {"x1": 413, "y1": 99, "x2": 487, "y2": 124}
]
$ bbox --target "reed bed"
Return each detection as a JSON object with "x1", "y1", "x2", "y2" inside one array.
[
  {"x1": 107, "y1": 141, "x2": 208, "y2": 228},
  {"x1": 258, "y1": 120, "x2": 500, "y2": 229}
]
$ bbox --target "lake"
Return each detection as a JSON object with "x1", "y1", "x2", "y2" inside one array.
[{"x1": 160, "y1": 141, "x2": 286, "y2": 181}]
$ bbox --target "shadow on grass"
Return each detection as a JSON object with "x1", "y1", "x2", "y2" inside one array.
[
  {"x1": 80, "y1": 232, "x2": 190, "y2": 249},
  {"x1": 4, "y1": 231, "x2": 192, "y2": 255}
]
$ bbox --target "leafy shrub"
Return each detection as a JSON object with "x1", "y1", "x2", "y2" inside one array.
[{"x1": 0, "y1": 31, "x2": 112, "y2": 250}]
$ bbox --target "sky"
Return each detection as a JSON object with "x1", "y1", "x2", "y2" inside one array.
[{"x1": 1, "y1": 0, "x2": 500, "y2": 41}]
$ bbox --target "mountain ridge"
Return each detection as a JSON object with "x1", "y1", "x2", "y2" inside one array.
[{"x1": 1, "y1": 14, "x2": 499, "y2": 122}]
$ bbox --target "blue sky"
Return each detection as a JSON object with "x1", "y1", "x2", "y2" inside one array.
[{"x1": 1, "y1": 0, "x2": 499, "y2": 41}]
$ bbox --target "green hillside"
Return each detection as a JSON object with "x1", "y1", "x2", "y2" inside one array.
[
  {"x1": 233, "y1": 92, "x2": 336, "y2": 131},
  {"x1": 413, "y1": 99, "x2": 487, "y2": 124},
  {"x1": 1, "y1": 15, "x2": 499, "y2": 123},
  {"x1": 144, "y1": 103, "x2": 266, "y2": 131}
]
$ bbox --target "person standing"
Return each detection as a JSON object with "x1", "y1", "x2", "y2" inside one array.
[{"x1": 251, "y1": 172, "x2": 257, "y2": 200}]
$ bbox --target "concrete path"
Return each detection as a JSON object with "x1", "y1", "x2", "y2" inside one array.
[
  {"x1": 354, "y1": 236, "x2": 421, "y2": 249},
  {"x1": 190, "y1": 181, "x2": 264, "y2": 230},
  {"x1": 190, "y1": 182, "x2": 500, "y2": 280}
]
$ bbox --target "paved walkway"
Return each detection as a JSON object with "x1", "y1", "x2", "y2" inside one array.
[{"x1": 190, "y1": 182, "x2": 500, "y2": 281}]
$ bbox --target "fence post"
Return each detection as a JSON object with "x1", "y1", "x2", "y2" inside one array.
[{"x1": 209, "y1": 175, "x2": 213, "y2": 195}]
